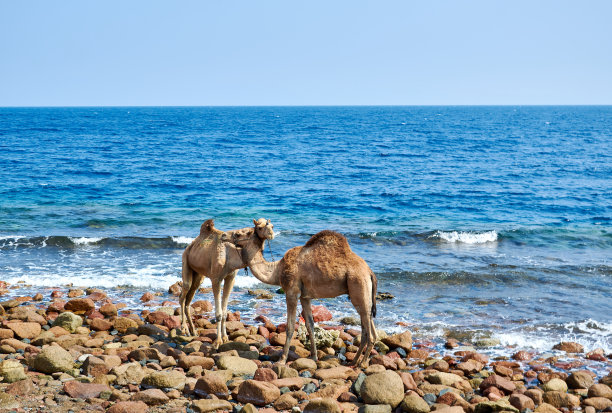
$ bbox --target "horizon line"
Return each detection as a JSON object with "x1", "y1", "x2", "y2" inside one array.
[{"x1": 1, "y1": 104, "x2": 612, "y2": 109}]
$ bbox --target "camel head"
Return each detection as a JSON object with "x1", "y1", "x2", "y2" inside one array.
[{"x1": 253, "y1": 218, "x2": 275, "y2": 241}]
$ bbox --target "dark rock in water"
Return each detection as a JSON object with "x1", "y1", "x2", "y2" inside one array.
[
  {"x1": 376, "y1": 292, "x2": 394, "y2": 300},
  {"x1": 552, "y1": 342, "x2": 584, "y2": 353}
]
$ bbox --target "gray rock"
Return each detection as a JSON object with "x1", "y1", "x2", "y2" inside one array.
[
  {"x1": 360, "y1": 370, "x2": 404, "y2": 408},
  {"x1": 0, "y1": 359, "x2": 27, "y2": 383},
  {"x1": 29, "y1": 345, "x2": 74, "y2": 374},
  {"x1": 52, "y1": 312, "x2": 83, "y2": 333}
]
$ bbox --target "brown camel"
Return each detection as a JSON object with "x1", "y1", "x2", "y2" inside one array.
[
  {"x1": 179, "y1": 218, "x2": 274, "y2": 346},
  {"x1": 234, "y1": 223, "x2": 378, "y2": 367}
]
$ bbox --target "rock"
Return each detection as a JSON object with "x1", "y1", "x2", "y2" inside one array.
[
  {"x1": 168, "y1": 281, "x2": 182, "y2": 296},
  {"x1": 456, "y1": 359, "x2": 483, "y2": 375},
  {"x1": 274, "y1": 393, "x2": 298, "y2": 410},
  {"x1": 510, "y1": 393, "x2": 535, "y2": 411},
  {"x1": 273, "y1": 364, "x2": 299, "y2": 378},
  {"x1": 584, "y1": 397, "x2": 612, "y2": 410},
  {"x1": 433, "y1": 407, "x2": 464, "y2": 413},
  {"x1": 360, "y1": 404, "x2": 393, "y2": 413},
  {"x1": 0, "y1": 393, "x2": 19, "y2": 410},
  {"x1": 107, "y1": 401, "x2": 149, "y2": 413},
  {"x1": 541, "y1": 378, "x2": 568, "y2": 393},
  {"x1": 63, "y1": 381, "x2": 111, "y2": 399},
  {"x1": 426, "y1": 372, "x2": 463, "y2": 386},
  {"x1": 566, "y1": 370, "x2": 594, "y2": 389},
  {"x1": 313, "y1": 366, "x2": 353, "y2": 380},
  {"x1": 552, "y1": 341, "x2": 584, "y2": 353},
  {"x1": 542, "y1": 391, "x2": 580, "y2": 408},
  {"x1": 163, "y1": 315, "x2": 181, "y2": 329},
  {"x1": 360, "y1": 370, "x2": 404, "y2": 408},
  {"x1": 474, "y1": 400, "x2": 519, "y2": 413},
  {"x1": 52, "y1": 311, "x2": 83, "y2": 332},
  {"x1": 5, "y1": 378, "x2": 35, "y2": 396},
  {"x1": 217, "y1": 341, "x2": 251, "y2": 352},
  {"x1": 82, "y1": 355, "x2": 109, "y2": 377},
  {"x1": 112, "y1": 362, "x2": 145, "y2": 385},
  {"x1": 0, "y1": 359, "x2": 27, "y2": 383},
  {"x1": 178, "y1": 355, "x2": 214, "y2": 370},
  {"x1": 297, "y1": 324, "x2": 339, "y2": 348},
  {"x1": 114, "y1": 317, "x2": 138, "y2": 333},
  {"x1": 216, "y1": 355, "x2": 258, "y2": 376},
  {"x1": 479, "y1": 374, "x2": 516, "y2": 394},
  {"x1": 130, "y1": 388, "x2": 169, "y2": 405},
  {"x1": 381, "y1": 330, "x2": 413, "y2": 352},
  {"x1": 99, "y1": 303, "x2": 118, "y2": 317},
  {"x1": 254, "y1": 367, "x2": 278, "y2": 381},
  {"x1": 140, "y1": 292, "x2": 154, "y2": 302},
  {"x1": 90, "y1": 317, "x2": 112, "y2": 331},
  {"x1": 30, "y1": 345, "x2": 74, "y2": 373},
  {"x1": 64, "y1": 298, "x2": 95, "y2": 314},
  {"x1": 191, "y1": 399, "x2": 233, "y2": 412},
  {"x1": 534, "y1": 403, "x2": 561, "y2": 413},
  {"x1": 194, "y1": 374, "x2": 229, "y2": 399},
  {"x1": 304, "y1": 398, "x2": 341, "y2": 413},
  {"x1": 6, "y1": 321, "x2": 41, "y2": 339},
  {"x1": 142, "y1": 370, "x2": 186, "y2": 390},
  {"x1": 401, "y1": 391, "x2": 431, "y2": 413},
  {"x1": 291, "y1": 357, "x2": 318, "y2": 371},
  {"x1": 311, "y1": 305, "x2": 333, "y2": 322},
  {"x1": 236, "y1": 379, "x2": 281, "y2": 406},
  {"x1": 588, "y1": 383, "x2": 612, "y2": 399}
]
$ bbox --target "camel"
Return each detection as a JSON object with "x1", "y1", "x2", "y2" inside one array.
[
  {"x1": 233, "y1": 222, "x2": 378, "y2": 367},
  {"x1": 179, "y1": 218, "x2": 274, "y2": 346}
]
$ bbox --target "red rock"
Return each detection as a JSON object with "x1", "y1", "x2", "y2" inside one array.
[
  {"x1": 130, "y1": 388, "x2": 169, "y2": 405},
  {"x1": 484, "y1": 386, "x2": 504, "y2": 401},
  {"x1": 33, "y1": 293, "x2": 43, "y2": 301},
  {"x1": 168, "y1": 281, "x2": 182, "y2": 296},
  {"x1": 461, "y1": 351, "x2": 489, "y2": 364},
  {"x1": 0, "y1": 328, "x2": 15, "y2": 339},
  {"x1": 236, "y1": 379, "x2": 281, "y2": 406},
  {"x1": 5, "y1": 378, "x2": 35, "y2": 396},
  {"x1": 552, "y1": 341, "x2": 584, "y2": 353},
  {"x1": 524, "y1": 388, "x2": 543, "y2": 405},
  {"x1": 194, "y1": 375, "x2": 229, "y2": 399},
  {"x1": 87, "y1": 290, "x2": 108, "y2": 301},
  {"x1": 163, "y1": 315, "x2": 181, "y2": 329},
  {"x1": 90, "y1": 318, "x2": 112, "y2": 331},
  {"x1": 408, "y1": 349, "x2": 429, "y2": 359},
  {"x1": 47, "y1": 299, "x2": 65, "y2": 313},
  {"x1": 479, "y1": 374, "x2": 516, "y2": 394},
  {"x1": 192, "y1": 300, "x2": 213, "y2": 313},
  {"x1": 254, "y1": 367, "x2": 278, "y2": 382},
  {"x1": 140, "y1": 292, "x2": 154, "y2": 302},
  {"x1": 510, "y1": 393, "x2": 536, "y2": 411},
  {"x1": 64, "y1": 298, "x2": 95, "y2": 314},
  {"x1": 86, "y1": 310, "x2": 105, "y2": 320},
  {"x1": 63, "y1": 380, "x2": 111, "y2": 399},
  {"x1": 398, "y1": 371, "x2": 418, "y2": 391},
  {"x1": 493, "y1": 364, "x2": 513, "y2": 377},
  {"x1": 338, "y1": 391, "x2": 359, "y2": 402},
  {"x1": 311, "y1": 305, "x2": 332, "y2": 322},
  {"x1": 512, "y1": 350, "x2": 532, "y2": 361},
  {"x1": 457, "y1": 359, "x2": 483, "y2": 374},
  {"x1": 270, "y1": 377, "x2": 305, "y2": 390},
  {"x1": 370, "y1": 354, "x2": 397, "y2": 370},
  {"x1": 99, "y1": 303, "x2": 117, "y2": 317},
  {"x1": 177, "y1": 355, "x2": 214, "y2": 370},
  {"x1": 381, "y1": 330, "x2": 413, "y2": 352},
  {"x1": 258, "y1": 326, "x2": 270, "y2": 339},
  {"x1": 7, "y1": 322, "x2": 41, "y2": 339},
  {"x1": 107, "y1": 401, "x2": 149, "y2": 413},
  {"x1": 146, "y1": 311, "x2": 169, "y2": 325},
  {"x1": 82, "y1": 355, "x2": 110, "y2": 377},
  {"x1": 50, "y1": 290, "x2": 63, "y2": 298}
]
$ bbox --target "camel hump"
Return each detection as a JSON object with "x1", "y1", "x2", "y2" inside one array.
[
  {"x1": 304, "y1": 230, "x2": 349, "y2": 249},
  {"x1": 200, "y1": 219, "x2": 216, "y2": 236}
]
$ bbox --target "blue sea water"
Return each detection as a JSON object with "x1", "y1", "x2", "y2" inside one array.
[{"x1": 1, "y1": 106, "x2": 611, "y2": 353}]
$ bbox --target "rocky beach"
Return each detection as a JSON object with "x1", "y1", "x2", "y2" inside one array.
[{"x1": 0, "y1": 280, "x2": 610, "y2": 413}]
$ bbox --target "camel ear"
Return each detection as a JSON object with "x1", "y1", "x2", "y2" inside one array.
[
  {"x1": 267, "y1": 219, "x2": 270, "y2": 224},
  {"x1": 253, "y1": 219, "x2": 258, "y2": 226}
]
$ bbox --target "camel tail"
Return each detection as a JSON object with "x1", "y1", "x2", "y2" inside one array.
[{"x1": 370, "y1": 270, "x2": 377, "y2": 318}]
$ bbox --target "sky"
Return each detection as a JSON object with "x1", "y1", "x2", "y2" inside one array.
[{"x1": 1, "y1": 1, "x2": 611, "y2": 106}]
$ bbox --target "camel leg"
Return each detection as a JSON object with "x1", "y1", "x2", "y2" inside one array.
[
  {"x1": 220, "y1": 270, "x2": 237, "y2": 343},
  {"x1": 179, "y1": 250, "x2": 193, "y2": 335},
  {"x1": 350, "y1": 313, "x2": 368, "y2": 367},
  {"x1": 300, "y1": 297, "x2": 317, "y2": 361},
  {"x1": 184, "y1": 273, "x2": 204, "y2": 336},
  {"x1": 280, "y1": 295, "x2": 298, "y2": 364},
  {"x1": 211, "y1": 280, "x2": 223, "y2": 348},
  {"x1": 359, "y1": 317, "x2": 377, "y2": 366}
]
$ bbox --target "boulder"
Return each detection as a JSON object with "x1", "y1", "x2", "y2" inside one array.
[
  {"x1": 63, "y1": 381, "x2": 111, "y2": 399},
  {"x1": 130, "y1": 388, "x2": 169, "y2": 405},
  {"x1": 0, "y1": 359, "x2": 27, "y2": 383},
  {"x1": 360, "y1": 370, "x2": 404, "y2": 408},
  {"x1": 7, "y1": 322, "x2": 41, "y2": 339},
  {"x1": 191, "y1": 399, "x2": 233, "y2": 413},
  {"x1": 107, "y1": 401, "x2": 149, "y2": 413},
  {"x1": 111, "y1": 362, "x2": 145, "y2": 385},
  {"x1": 291, "y1": 357, "x2": 317, "y2": 371},
  {"x1": 64, "y1": 298, "x2": 95, "y2": 314},
  {"x1": 474, "y1": 400, "x2": 519, "y2": 413},
  {"x1": 510, "y1": 394, "x2": 535, "y2": 411},
  {"x1": 588, "y1": 383, "x2": 612, "y2": 399},
  {"x1": 542, "y1": 391, "x2": 580, "y2": 409},
  {"x1": 113, "y1": 317, "x2": 139, "y2": 333},
  {"x1": 142, "y1": 370, "x2": 186, "y2": 390},
  {"x1": 311, "y1": 305, "x2": 333, "y2": 322},
  {"x1": 314, "y1": 366, "x2": 353, "y2": 380},
  {"x1": 194, "y1": 375, "x2": 229, "y2": 399},
  {"x1": 29, "y1": 345, "x2": 74, "y2": 373},
  {"x1": 52, "y1": 311, "x2": 83, "y2": 333},
  {"x1": 541, "y1": 378, "x2": 568, "y2": 393},
  {"x1": 216, "y1": 355, "x2": 257, "y2": 376},
  {"x1": 534, "y1": 403, "x2": 561, "y2": 413},
  {"x1": 381, "y1": 330, "x2": 413, "y2": 352},
  {"x1": 297, "y1": 324, "x2": 339, "y2": 348},
  {"x1": 401, "y1": 391, "x2": 431, "y2": 413},
  {"x1": 425, "y1": 372, "x2": 463, "y2": 386},
  {"x1": 303, "y1": 398, "x2": 341, "y2": 413},
  {"x1": 236, "y1": 379, "x2": 281, "y2": 406},
  {"x1": 479, "y1": 374, "x2": 516, "y2": 394},
  {"x1": 566, "y1": 371, "x2": 594, "y2": 389},
  {"x1": 552, "y1": 342, "x2": 584, "y2": 353},
  {"x1": 583, "y1": 397, "x2": 612, "y2": 410}
]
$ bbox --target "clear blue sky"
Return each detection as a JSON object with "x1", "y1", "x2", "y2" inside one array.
[{"x1": 1, "y1": 1, "x2": 610, "y2": 106}]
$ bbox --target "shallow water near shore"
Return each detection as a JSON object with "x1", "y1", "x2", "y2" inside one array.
[{"x1": 1, "y1": 106, "x2": 611, "y2": 355}]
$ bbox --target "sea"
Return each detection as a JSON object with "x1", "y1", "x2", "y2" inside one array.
[{"x1": 1, "y1": 106, "x2": 610, "y2": 358}]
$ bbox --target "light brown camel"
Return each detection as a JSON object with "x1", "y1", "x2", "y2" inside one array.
[
  {"x1": 180, "y1": 218, "x2": 274, "y2": 346},
  {"x1": 234, "y1": 223, "x2": 378, "y2": 367}
]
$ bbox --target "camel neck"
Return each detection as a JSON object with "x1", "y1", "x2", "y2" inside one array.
[{"x1": 243, "y1": 237, "x2": 281, "y2": 286}]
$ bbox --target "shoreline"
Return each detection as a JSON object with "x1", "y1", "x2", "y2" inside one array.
[{"x1": 1, "y1": 282, "x2": 611, "y2": 412}]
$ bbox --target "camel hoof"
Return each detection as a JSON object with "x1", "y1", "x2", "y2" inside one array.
[{"x1": 212, "y1": 339, "x2": 223, "y2": 349}]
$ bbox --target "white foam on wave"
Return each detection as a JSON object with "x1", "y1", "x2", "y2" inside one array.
[
  {"x1": 70, "y1": 237, "x2": 104, "y2": 245},
  {"x1": 431, "y1": 230, "x2": 498, "y2": 244},
  {"x1": 171, "y1": 236, "x2": 194, "y2": 245}
]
